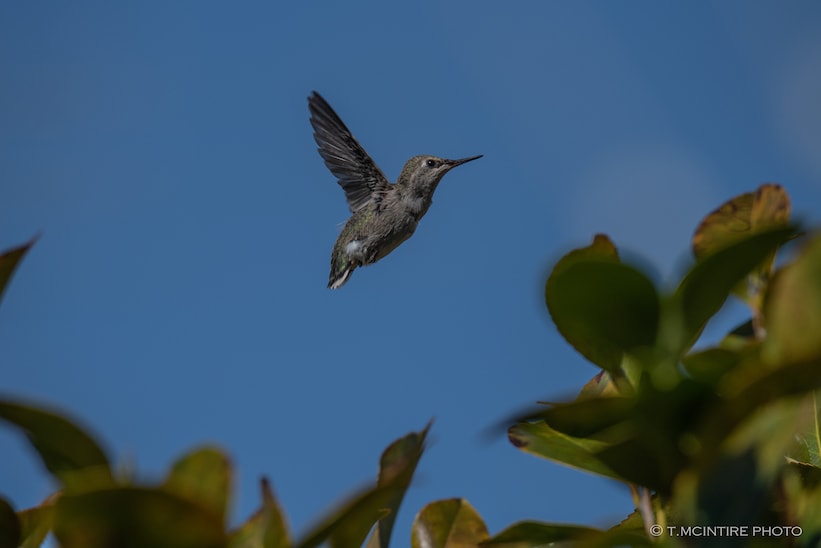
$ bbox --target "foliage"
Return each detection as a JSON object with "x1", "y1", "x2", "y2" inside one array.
[
  {"x1": 503, "y1": 183, "x2": 821, "y2": 546},
  {"x1": 2, "y1": 183, "x2": 821, "y2": 547}
]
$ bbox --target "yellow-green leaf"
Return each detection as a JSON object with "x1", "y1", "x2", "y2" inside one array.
[
  {"x1": 229, "y1": 478, "x2": 290, "y2": 548},
  {"x1": 577, "y1": 371, "x2": 621, "y2": 400},
  {"x1": 296, "y1": 485, "x2": 396, "y2": 548},
  {"x1": 54, "y1": 487, "x2": 226, "y2": 548},
  {"x1": 481, "y1": 521, "x2": 653, "y2": 548},
  {"x1": 787, "y1": 392, "x2": 821, "y2": 469},
  {"x1": 0, "y1": 236, "x2": 37, "y2": 307},
  {"x1": 750, "y1": 183, "x2": 791, "y2": 232},
  {"x1": 692, "y1": 184, "x2": 789, "y2": 259},
  {"x1": 762, "y1": 232, "x2": 821, "y2": 366},
  {"x1": 411, "y1": 499, "x2": 489, "y2": 548},
  {"x1": 366, "y1": 421, "x2": 432, "y2": 548},
  {"x1": 692, "y1": 184, "x2": 791, "y2": 309},
  {"x1": 508, "y1": 421, "x2": 621, "y2": 481},
  {"x1": 163, "y1": 446, "x2": 232, "y2": 527},
  {"x1": 16, "y1": 496, "x2": 55, "y2": 548},
  {"x1": 681, "y1": 348, "x2": 740, "y2": 386},
  {"x1": 675, "y1": 226, "x2": 796, "y2": 352},
  {"x1": 298, "y1": 423, "x2": 431, "y2": 548},
  {"x1": 0, "y1": 399, "x2": 113, "y2": 491}
]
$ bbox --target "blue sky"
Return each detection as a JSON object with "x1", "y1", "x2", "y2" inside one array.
[{"x1": 2, "y1": 1, "x2": 821, "y2": 543}]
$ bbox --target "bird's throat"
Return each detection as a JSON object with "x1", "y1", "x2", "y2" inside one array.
[{"x1": 400, "y1": 192, "x2": 429, "y2": 216}]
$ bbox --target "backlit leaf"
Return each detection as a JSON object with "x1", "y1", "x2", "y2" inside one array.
[
  {"x1": 675, "y1": 226, "x2": 796, "y2": 352},
  {"x1": 507, "y1": 422, "x2": 621, "y2": 481},
  {"x1": 692, "y1": 184, "x2": 789, "y2": 259},
  {"x1": 298, "y1": 423, "x2": 430, "y2": 548},
  {"x1": 296, "y1": 485, "x2": 397, "y2": 548},
  {"x1": 481, "y1": 521, "x2": 601, "y2": 547},
  {"x1": 163, "y1": 446, "x2": 232, "y2": 528},
  {"x1": 681, "y1": 348, "x2": 740, "y2": 386},
  {"x1": 762, "y1": 232, "x2": 821, "y2": 366},
  {"x1": 366, "y1": 421, "x2": 431, "y2": 548},
  {"x1": 54, "y1": 487, "x2": 226, "y2": 548},
  {"x1": 229, "y1": 478, "x2": 290, "y2": 548},
  {"x1": 411, "y1": 499, "x2": 488, "y2": 548},
  {"x1": 787, "y1": 393, "x2": 821, "y2": 469},
  {"x1": 481, "y1": 521, "x2": 652, "y2": 548},
  {"x1": 546, "y1": 236, "x2": 659, "y2": 373},
  {"x1": 692, "y1": 184, "x2": 791, "y2": 310},
  {"x1": 0, "y1": 399, "x2": 112, "y2": 490},
  {"x1": 16, "y1": 496, "x2": 55, "y2": 548}
]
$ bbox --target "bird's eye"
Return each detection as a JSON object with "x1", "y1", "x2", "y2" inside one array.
[{"x1": 425, "y1": 159, "x2": 436, "y2": 168}]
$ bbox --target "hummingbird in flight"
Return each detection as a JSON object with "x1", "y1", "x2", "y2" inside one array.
[{"x1": 308, "y1": 91, "x2": 482, "y2": 289}]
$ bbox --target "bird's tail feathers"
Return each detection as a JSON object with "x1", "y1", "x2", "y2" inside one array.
[{"x1": 328, "y1": 261, "x2": 355, "y2": 289}]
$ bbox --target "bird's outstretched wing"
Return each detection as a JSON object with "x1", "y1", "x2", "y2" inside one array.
[{"x1": 309, "y1": 91, "x2": 390, "y2": 213}]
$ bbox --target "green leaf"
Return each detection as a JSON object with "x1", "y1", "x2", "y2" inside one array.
[
  {"x1": 365, "y1": 421, "x2": 431, "y2": 548},
  {"x1": 607, "y1": 507, "x2": 646, "y2": 534},
  {"x1": 545, "y1": 235, "x2": 620, "y2": 373},
  {"x1": 555, "y1": 234, "x2": 620, "y2": 264},
  {"x1": 163, "y1": 446, "x2": 232, "y2": 528},
  {"x1": 674, "y1": 226, "x2": 797, "y2": 352},
  {"x1": 410, "y1": 499, "x2": 489, "y2": 548},
  {"x1": 783, "y1": 468, "x2": 821, "y2": 545},
  {"x1": 585, "y1": 379, "x2": 713, "y2": 494},
  {"x1": 0, "y1": 236, "x2": 37, "y2": 307},
  {"x1": 0, "y1": 497, "x2": 21, "y2": 548},
  {"x1": 507, "y1": 421, "x2": 622, "y2": 481},
  {"x1": 510, "y1": 381, "x2": 714, "y2": 494},
  {"x1": 578, "y1": 371, "x2": 614, "y2": 399},
  {"x1": 762, "y1": 232, "x2": 821, "y2": 366},
  {"x1": 546, "y1": 236, "x2": 659, "y2": 373},
  {"x1": 716, "y1": 319, "x2": 758, "y2": 353},
  {"x1": 790, "y1": 393, "x2": 821, "y2": 468},
  {"x1": 689, "y1": 448, "x2": 773, "y2": 529},
  {"x1": 481, "y1": 521, "x2": 653, "y2": 548},
  {"x1": 576, "y1": 531, "x2": 656, "y2": 548},
  {"x1": 296, "y1": 484, "x2": 396, "y2": 548},
  {"x1": 16, "y1": 496, "x2": 55, "y2": 548},
  {"x1": 690, "y1": 355, "x2": 821, "y2": 476},
  {"x1": 733, "y1": 398, "x2": 808, "y2": 478},
  {"x1": 229, "y1": 478, "x2": 290, "y2": 548},
  {"x1": 298, "y1": 423, "x2": 430, "y2": 548},
  {"x1": 676, "y1": 397, "x2": 806, "y2": 526},
  {"x1": 721, "y1": 356, "x2": 821, "y2": 417},
  {"x1": 785, "y1": 460, "x2": 821, "y2": 490},
  {"x1": 595, "y1": 439, "x2": 680, "y2": 495},
  {"x1": 0, "y1": 399, "x2": 113, "y2": 490},
  {"x1": 681, "y1": 348, "x2": 740, "y2": 386},
  {"x1": 53, "y1": 487, "x2": 227, "y2": 548},
  {"x1": 481, "y1": 521, "x2": 602, "y2": 547},
  {"x1": 516, "y1": 397, "x2": 635, "y2": 439}
]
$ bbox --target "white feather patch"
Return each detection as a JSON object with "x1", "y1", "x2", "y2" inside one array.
[{"x1": 345, "y1": 240, "x2": 362, "y2": 256}]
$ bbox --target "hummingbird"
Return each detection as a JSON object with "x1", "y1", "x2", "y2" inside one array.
[{"x1": 308, "y1": 91, "x2": 482, "y2": 289}]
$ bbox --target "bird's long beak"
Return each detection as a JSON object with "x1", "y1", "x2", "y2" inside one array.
[{"x1": 446, "y1": 154, "x2": 483, "y2": 168}]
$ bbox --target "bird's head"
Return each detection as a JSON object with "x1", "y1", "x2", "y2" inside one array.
[{"x1": 397, "y1": 154, "x2": 482, "y2": 196}]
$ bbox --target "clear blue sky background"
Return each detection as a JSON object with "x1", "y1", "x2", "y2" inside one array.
[{"x1": 2, "y1": 1, "x2": 821, "y2": 544}]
